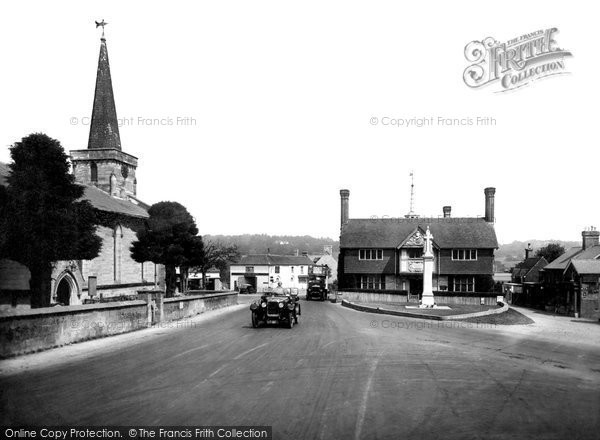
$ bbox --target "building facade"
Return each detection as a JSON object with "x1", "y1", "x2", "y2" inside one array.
[
  {"x1": 0, "y1": 34, "x2": 162, "y2": 311},
  {"x1": 230, "y1": 254, "x2": 314, "y2": 292},
  {"x1": 337, "y1": 188, "x2": 498, "y2": 294},
  {"x1": 511, "y1": 257, "x2": 548, "y2": 284},
  {"x1": 309, "y1": 245, "x2": 338, "y2": 286},
  {"x1": 540, "y1": 227, "x2": 600, "y2": 318}
]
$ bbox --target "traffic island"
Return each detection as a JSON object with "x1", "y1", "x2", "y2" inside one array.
[{"x1": 342, "y1": 299, "x2": 509, "y2": 321}]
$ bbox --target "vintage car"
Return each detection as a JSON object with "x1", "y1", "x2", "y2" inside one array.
[
  {"x1": 238, "y1": 283, "x2": 256, "y2": 294},
  {"x1": 250, "y1": 290, "x2": 301, "y2": 328}
]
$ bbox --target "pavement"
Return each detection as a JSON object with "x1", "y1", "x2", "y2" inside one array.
[{"x1": 1, "y1": 297, "x2": 599, "y2": 439}]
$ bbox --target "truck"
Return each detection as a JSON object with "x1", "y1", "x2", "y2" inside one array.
[{"x1": 306, "y1": 265, "x2": 329, "y2": 301}]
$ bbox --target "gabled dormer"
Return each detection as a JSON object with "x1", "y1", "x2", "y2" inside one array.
[{"x1": 397, "y1": 228, "x2": 438, "y2": 273}]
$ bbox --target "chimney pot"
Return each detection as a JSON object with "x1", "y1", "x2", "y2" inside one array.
[{"x1": 443, "y1": 206, "x2": 451, "y2": 218}]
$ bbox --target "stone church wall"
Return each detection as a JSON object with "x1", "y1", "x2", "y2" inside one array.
[{"x1": 1, "y1": 222, "x2": 160, "y2": 311}]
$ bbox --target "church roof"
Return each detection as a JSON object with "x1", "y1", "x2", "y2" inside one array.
[
  {"x1": 82, "y1": 185, "x2": 149, "y2": 218},
  {"x1": 88, "y1": 37, "x2": 121, "y2": 150},
  {"x1": 0, "y1": 161, "x2": 148, "y2": 218},
  {"x1": 340, "y1": 217, "x2": 498, "y2": 249}
]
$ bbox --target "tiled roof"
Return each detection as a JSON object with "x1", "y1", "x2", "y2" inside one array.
[
  {"x1": 513, "y1": 257, "x2": 547, "y2": 279},
  {"x1": 0, "y1": 162, "x2": 9, "y2": 186},
  {"x1": 515, "y1": 257, "x2": 546, "y2": 271},
  {"x1": 574, "y1": 245, "x2": 600, "y2": 260},
  {"x1": 237, "y1": 254, "x2": 315, "y2": 266},
  {"x1": 568, "y1": 260, "x2": 600, "y2": 275},
  {"x1": 82, "y1": 185, "x2": 148, "y2": 218},
  {"x1": 340, "y1": 218, "x2": 498, "y2": 249},
  {"x1": 544, "y1": 245, "x2": 600, "y2": 270},
  {"x1": 543, "y1": 247, "x2": 582, "y2": 270}
]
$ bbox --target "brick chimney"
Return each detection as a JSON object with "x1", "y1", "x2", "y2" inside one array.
[
  {"x1": 340, "y1": 189, "x2": 350, "y2": 229},
  {"x1": 484, "y1": 187, "x2": 496, "y2": 223},
  {"x1": 443, "y1": 206, "x2": 451, "y2": 218},
  {"x1": 525, "y1": 243, "x2": 532, "y2": 259},
  {"x1": 582, "y1": 226, "x2": 599, "y2": 250}
]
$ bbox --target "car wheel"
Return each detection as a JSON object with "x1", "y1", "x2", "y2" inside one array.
[
  {"x1": 294, "y1": 312, "x2": 299, "y2": 325},
  {"x1": 287, "y1": 315, "x2": 294, "y2": 329},
  {"x1": 251, "y1": 312, "x2": 259, "y2": 328}
]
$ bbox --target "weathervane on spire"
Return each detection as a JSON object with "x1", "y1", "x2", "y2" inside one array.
[{"x1": 95, "y1": 19, "x2": 108, "y2": 38}]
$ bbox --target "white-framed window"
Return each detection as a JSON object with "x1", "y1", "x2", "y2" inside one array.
[
  {"x1": 360, "y1": 275, "x2": 385, "y2": 290},
  {"x1": 452, "y1": 276, "x2": 475, "y2": 292},
  {"x1": 245, "y1": 266, "x2": 254, "y2": 273},
  {"x1": 274, "y1": 266, "x2": 280, "y2": 273},
  {"x1": 359, "y1": 249, "x2": 384, "y2": 260},
  {"x1": 451, "y1": 249, "x2": 477, "y2": 261},
  {"x1": 407, "y1": 248, "x2": 423, "y2": 259}
]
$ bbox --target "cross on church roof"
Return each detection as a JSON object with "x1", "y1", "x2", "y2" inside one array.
[{"x1": 95, "y1": 19, "x2": 108, "y2": 38}]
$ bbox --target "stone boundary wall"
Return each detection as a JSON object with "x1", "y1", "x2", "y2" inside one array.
[{"x1": 0, "y1": 291, "x2": 238, "y2": 358}]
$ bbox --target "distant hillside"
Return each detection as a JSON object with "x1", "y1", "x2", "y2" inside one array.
[
  {"x1": 203, "y1": 235, "x2": 580, "y2": 266},
  {"x1": 496, "y1": 239, "x2": 579, "y2": 264},
  {"x1": 203, "y1": 234, "x2": 339, "y2": 257}
]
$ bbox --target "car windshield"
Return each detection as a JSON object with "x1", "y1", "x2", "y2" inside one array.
[{"x1": 263, "y1": 290, "x2": 288, "y2": 298}]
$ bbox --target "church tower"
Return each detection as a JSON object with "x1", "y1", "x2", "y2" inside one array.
[{"x1": 71, "y1": 31, "x2": 138, "y2": 198}]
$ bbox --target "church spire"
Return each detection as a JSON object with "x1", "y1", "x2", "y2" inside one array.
[
  {"x1": 88, "y1": 33, "x2": 121, "y2": 150},
  {"x1": 71, "y1": 22, "x2": 138, "y2": 197}
]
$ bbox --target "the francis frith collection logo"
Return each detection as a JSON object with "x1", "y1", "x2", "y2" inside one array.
[{"x1": 463, "y1": 28, "x2": 572, "y2": 92}]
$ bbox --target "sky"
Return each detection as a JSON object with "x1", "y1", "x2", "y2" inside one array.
[{"x1": 0, "y1": 1, "x2": 598, "y2": 244}]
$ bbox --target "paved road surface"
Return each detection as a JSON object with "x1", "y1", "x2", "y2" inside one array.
[{"x1": 2, "y1": 297, "x2": 599, "y2": 439}]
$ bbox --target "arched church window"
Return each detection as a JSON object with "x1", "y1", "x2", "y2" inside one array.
[{"x1": 91, "y1": 162, "x2": 98, "y2": 183}]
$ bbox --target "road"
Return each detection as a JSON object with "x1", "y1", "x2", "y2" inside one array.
[{"x1": 1, "y1": 297, "x2": 599, "y2": 439}]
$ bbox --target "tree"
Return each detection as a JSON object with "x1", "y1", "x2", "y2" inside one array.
[
  {"x1": 130, "y1": 201, "x2": 204, "y2": 296},
  {"x1": 0, "y1": 133, "x2": 102, "y2": 307},
  {"x1": 179, "y1": 235, "x2": 205, "y2": 293},
  {"x1": 0, "y1": 185, "x2": 7, "y2": 252},
  {"x1": 193, "y1": 240, "x2": 240, "y2": 289},
  {"x1": 535, "y1": 243, "x2": 565, "y2": 263}
]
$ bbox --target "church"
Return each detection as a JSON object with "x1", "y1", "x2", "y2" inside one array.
[{"x1": 0, "y1": 31, "x2": 163, "y2": 310}]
